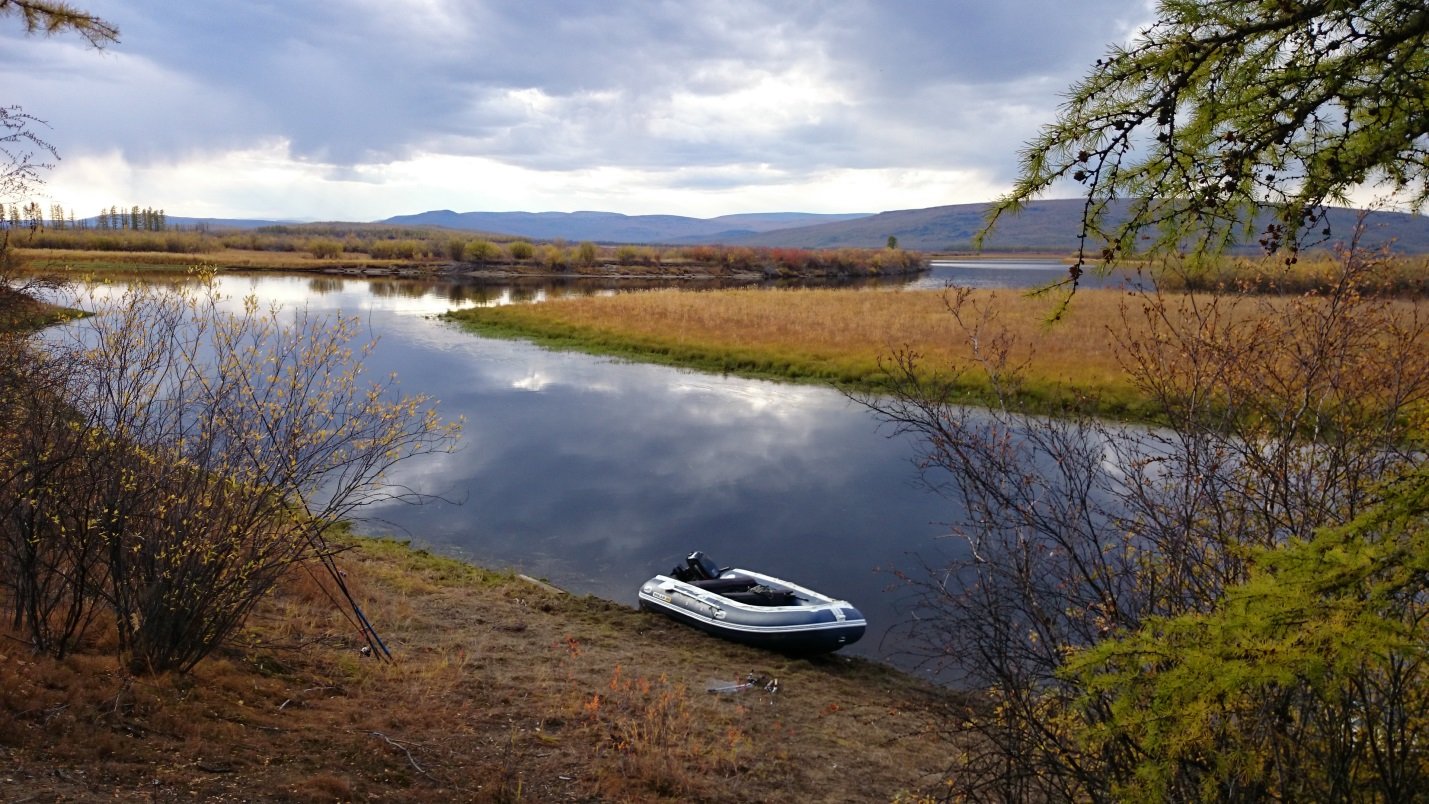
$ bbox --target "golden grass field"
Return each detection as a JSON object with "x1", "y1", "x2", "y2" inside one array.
[
  {"x1": 446, "y1": 281, "x2": 1429, "y2": 426},
  {"x1": 449, "y1": 286, "x2": 1154, "y2": 416},
  {"x1": 17, "y1": 247, "x2": 418, "y2": 273}
]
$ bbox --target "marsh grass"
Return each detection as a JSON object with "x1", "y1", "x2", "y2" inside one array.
[
  {"x1": 447, "y1": 283, "x2": 1429, "y2": 426},
  {"x1": 1157, "y1": 253, "x2": 1429, "y2": 296},
  {"x1": 2, "y1": 536, "x2": 958, "y2": 801},
  {"x1": 448, "y1": 286, "x2": 1155, "y2": 417},
  {"x1": 18, "y1": 247, "x2": 418, "y2": 273}
]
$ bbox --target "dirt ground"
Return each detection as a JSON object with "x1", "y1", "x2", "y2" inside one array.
[{"x1": 0, "y1": 538, "x2": 964, "y2": 802}]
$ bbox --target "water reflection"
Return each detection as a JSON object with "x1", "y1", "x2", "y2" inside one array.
[
  {"x1": 62, "y1": 274, "x2": 955, "y2": 668},
  {"x1": 911, "y1": 259, "x2": 1151, "y2": 291},
  {"x1": 277, "y1": 265, "x2": 932, "y2": 310},
  {"x1": 60, "y1": 271, "x2": 1113, "y2": 671}
]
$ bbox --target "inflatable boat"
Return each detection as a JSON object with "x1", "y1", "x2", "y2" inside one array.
[{"x1": 638, "y1": 551, "x2": 866, "y2": 654}]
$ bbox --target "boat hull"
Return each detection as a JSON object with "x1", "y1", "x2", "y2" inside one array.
[{"x1": 638, "y1": 569, "x2": 866, "y2": 654}]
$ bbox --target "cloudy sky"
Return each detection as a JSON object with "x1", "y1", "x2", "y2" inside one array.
[{"x1": 1, "y1": 1, "x2": 1154, "y2": 221}]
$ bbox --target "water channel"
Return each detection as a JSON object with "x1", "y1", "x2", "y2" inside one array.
[{"x1": 78, "y1": 258, "x2": 1131, "y2": 672}]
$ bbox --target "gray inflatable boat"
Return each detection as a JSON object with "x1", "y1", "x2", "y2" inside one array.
[{"x1": 638, "y1": 551, "x2": 866, "y2": 654}]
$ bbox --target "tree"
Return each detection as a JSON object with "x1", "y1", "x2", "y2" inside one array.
[
  {"x1": 0, "y1": 0, "x2": 118, "y2": 48},
  {"x1": 0, "y1": 106, "x2": 56, "y2": 204},
  {"x1": 856, "y1": 240, "x2": 1429, "y2": 799},
  {"x1": 0, "y1": 2, "x2": 116, "y2": 213},
  {"x1": 1070, "y1": 466, "x2": 1429, "y2": 800},
  {"x1": 985, "y1": 0, "x2": 1429, "y2": 284}
]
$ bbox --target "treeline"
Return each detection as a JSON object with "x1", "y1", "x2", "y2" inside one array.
[{"x1": 0, "y1": 202, "x2": 167, "y2": 231}]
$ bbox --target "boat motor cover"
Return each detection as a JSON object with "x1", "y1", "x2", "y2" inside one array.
[{"x1": 672, "y1": 550, "x2": 724, "y2": 582}]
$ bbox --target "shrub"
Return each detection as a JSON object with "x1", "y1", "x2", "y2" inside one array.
[
  {"x1": 368, "y1": 239, "x2": 420, "y2": 260},
  {"x1": 305, "y1": 238, "x2": 343, "y2": 259},
  {"x1": 0, "y1": 278, "x2": 460, "y2": 671},
  {"x1": 464, "y1": 239, "x2": 497, "y2": 263},
  {"x1": 575, "y1": 241, "x2": 598, "y2": 267},
  {"x1": 539, "y1": 244, "x2": 569, "y2": 270}
]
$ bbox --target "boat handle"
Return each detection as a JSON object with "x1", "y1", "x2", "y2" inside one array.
[{"x1": 670, "y1": 586, "x2": 725, "y2": 619}]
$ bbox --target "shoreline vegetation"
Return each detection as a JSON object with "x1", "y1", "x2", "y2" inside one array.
[
  {"x1": 20, "y1": 229, "x2": 1429, "y2": 424},
  {"x1": 445, "y1": 286, "x2": 1154, "y2": 418},
  {"x1": 441, "y1": 255, "x2": 1429, "y2": 426},
  {"x1": 10, "y1": 223, "x2": 929, "y2": 281}
]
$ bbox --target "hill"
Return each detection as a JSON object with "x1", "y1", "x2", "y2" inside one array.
[
  {"x1": 379, "y1": 209, "x2": 871, "y2": 244},
  {"x1": 723, "y1": 198, "x2": 1429, "y2": 253},
  {"x1": 74, "y1": 202, "x2": 1429, "y2": 254}
]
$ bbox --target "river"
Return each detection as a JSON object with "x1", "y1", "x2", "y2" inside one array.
[{"x1": 72, "y1": 259, "x2": 1110, "y2": 672}]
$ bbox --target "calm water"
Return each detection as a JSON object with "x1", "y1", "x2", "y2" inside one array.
[
  {"x1": 913, "y1": 258, "x2": 1149, "y2": 291},
  {"x1": 66, "y1": 272, "x2": 968, "y2": 669},
  {"x1": 71, "y1": 261, "x2": 1093, "y2": 670}
]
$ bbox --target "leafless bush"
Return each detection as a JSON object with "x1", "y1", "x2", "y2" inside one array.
[
  {"x1": 855, "y1": 244, "x2": 1429, "y2": 800},
  {"x1": 0, "y1": 276, "x2": 460, "y2": 672}
]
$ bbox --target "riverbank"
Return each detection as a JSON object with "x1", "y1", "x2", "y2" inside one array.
[
  {"x1": 445, "y1": 285, "x2": 1159, "y2": 422},
  {"x1": 1, "y1": 536, "x2": 960, "y2": 802},
  {"x1": 16, "y1": 240, "x2": 929, "y2": 283}
]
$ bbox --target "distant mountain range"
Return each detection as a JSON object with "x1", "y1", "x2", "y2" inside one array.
[
  {"x1": 152, "y1": 200, "x2": 1429, "y2": 254},
  {"x1": 714, "y1": 199, "x2": 1429, "y2": 253},
  {"x1": 378, "y1": 210, "x2": 871, "y2": 244},
  {"x1": 378, "y1": 200, "x2": 1429, "y2": 253}
]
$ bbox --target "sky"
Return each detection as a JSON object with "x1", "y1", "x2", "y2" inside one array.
[{"x1": 0, "y1": 0, "x2": 1156, "y2": 222}]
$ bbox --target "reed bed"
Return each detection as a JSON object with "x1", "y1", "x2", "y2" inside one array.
[
  {"x1": 18, "y1": 247, "x2": 410, "y2": 272},
  {"x1": 1156, "y1": 253, "x2": 1429, "y2": 296},
  {"x1": 450, "y1": 286, "x2": 1150, "y2": 414},
  {"x1": 448, "y1": 283, "x2": 1429, "y2": 425}
]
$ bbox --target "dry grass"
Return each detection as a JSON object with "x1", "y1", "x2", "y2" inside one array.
[
  {"x1": 1157, "y1": 253, "x2": 1429, "y2": 296},
  {"x1": 449, "y1": 286, "x2": 1150, "y2": 414},
  {"x1": 1, "y1": 537, "x2": 961, "y2": 802},
  {"x1": 447, "y1": 283, "x2": 1429, "y2": 424},
  {"x1": 16, "y1": 248, "x2": 423, "y2": 273}
]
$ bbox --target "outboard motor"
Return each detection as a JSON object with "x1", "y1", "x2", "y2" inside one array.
[
  {"x1": 671, "y1": 550, "x2": 722, "y2": 582},
  {"x1": 689, "y1": 551, "x2": 722, "y2": 580}
]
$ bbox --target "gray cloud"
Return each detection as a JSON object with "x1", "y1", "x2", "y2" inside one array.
[{"x1": 1, "y1": 0, "x2": 1155, "y2": 213}]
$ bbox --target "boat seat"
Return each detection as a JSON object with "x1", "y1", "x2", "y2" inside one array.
[
  {"x1": 691, "y1": 577, "x2": 756, "y2": 594},
  {"x1": 723, "y1": 586, "x2": 797, "y2": 607}
]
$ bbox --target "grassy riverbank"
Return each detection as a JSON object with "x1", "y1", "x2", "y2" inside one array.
[
  {"x1": 16, "y1": 231, "x2": 927, "y2": 280},
  {"x1": 445, "y1": 282, "x2": 1429, "y2": 427},
  {"x1": 446, "y1": 286, "x2": 1159, "y2": 420},
  {"x1": 1, "y1": 537, "x2": 959, "y2": 802}
]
